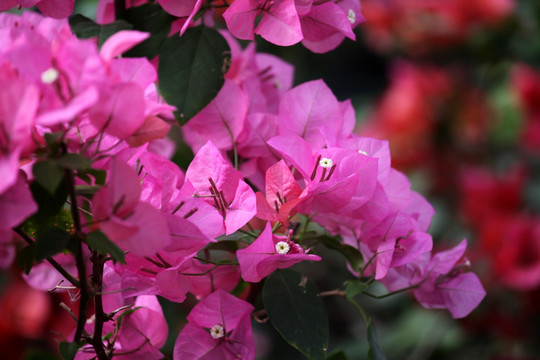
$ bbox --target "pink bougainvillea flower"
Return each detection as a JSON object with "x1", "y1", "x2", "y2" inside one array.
[
  {"x1": 237, "y1": 222, "x2": 321, "y2": 282},
  {"x1": 300, "y1": 1, "x2": 357, "y2": 53},
  {"x1": 223, "y1": 0, "x2": 303, "y2": 46},
  {"x1": 92, "y1": 158, "x2": 171, "y2": 256},
  {"x1": 182, "y1": 80, "x2": 249, "y2": 153},
  {"x1": 413, "y1": 240, "x2": 486, "y2": 319},
  {"x1": 185, "y1": 141, "x2": 256, "y2": 235},
  {"x1": 173, "y1": 289, "x2": 255, "y2": 360},
  {"x1": 255, "y1": 160, "x2": 302, "y2": 225},
  {"x1": 361, "y1": 212, "x2": 433, "y2": 280},
  {"x1": 277, "y1": 79, "x2": 344, "y2": 150},
  {"x1": 0, "y1": 0, "x2": 75, "y2": 19}
]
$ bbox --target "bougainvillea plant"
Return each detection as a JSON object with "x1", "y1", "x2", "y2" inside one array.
[{"x1": 0, "y1": 1, "x2": 486, "y2": 359}]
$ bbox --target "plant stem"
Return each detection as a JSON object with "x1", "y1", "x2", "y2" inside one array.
[
  {"x1": 91, "y1": 251, "x2": 109, "y2": 360},
  {"x1": 13, "y1": 228, "x2": 80, "y2": 288}
]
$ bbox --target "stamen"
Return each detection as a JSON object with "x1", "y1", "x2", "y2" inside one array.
[
  {"x1": 319, "y1": 167, "x2": 327, "y2": 182},
  {"x1": 276, "y1": 192, "x2": 284, "y2": 205},
  {"x1": 311, "y1": 154, "x2": 322, "y2": 181},
  {"x1": 325, "y1": 164, "x2": 337, "y2": 181},
  {"x1": 156, "y1": 253, "x2": 173, "y2": 268},
  {"x1": 140, "y1": 267, "x2": 158, "y2": 275},
  {"x1": 274, "y1": 200, "x2": 280, "y2": 213},
  {"x1": 144, "y1": 256, "x2": 168, "y2": 269},
  {"x1": 183, "y1": 207, "x2": 198, "y2": 219},
  {"x1": 275, "y1": 241, "x2": 290, "y2": 254},
  {"x1": 172, "y1": 200, "x2": 185, "y2": 215}
]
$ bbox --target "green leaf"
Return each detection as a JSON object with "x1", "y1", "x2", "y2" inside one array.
[
  {"x1": 68, "y1": 14, "x2": 132, "y2": 47},
  {"x1": 326, "y1": 350, "x2": 349, "y2": 360},
  {"x1": 75, "y1": 185, "x2": 100, "y2": 199},
  {"x1": 158, "y1": 26, "x2": 230, "y2": 124},
  {"x1": 35, "y1": 228, "x2": 72, "y2": 260},
  {"x1": 85, "y1": 230, "x2": 126, "y2": 264},
  {"x1": 87, "y1": 168, "x2": 107, "y2": 185},
  {"x1": 58, "y1": 153, "x2": 92, "y2": 171},
  {"x1": 367, "y1": 320, "x2": 386, "y2": 360},
  {"x1": 318, "y1": 235, "x2": 363, "y2": 272},
  {"x1": 345, "y1": 280, "x2": 369, "y2": 299},
  {"x1": 58, "y1": 341, "x2": 80, "y2": 360},
  {"x1": 17, "y1": 243, "x2": 35, "y2": 274},
  {"x1": 33, "y1": 160, "x2": 64, "y2": 195},
  {"x1": 124, "y1": 3, "x2": 174, "y2": 59},
  {"x1": 29, "y1": 179, "x2": 68, "y2": 226},
  {"x1": 205, "y1": 240, "x2": 239, "y2": 252},
  {"x1": 263, "y1": 269, "x2": 329, "y2": 360}
]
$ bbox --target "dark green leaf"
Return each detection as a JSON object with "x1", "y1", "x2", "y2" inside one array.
[
  {"x1": 58, "y1": 153, "x2": 92, "y2": 171},
  {"x1": 367, "y1": 320, "x2": 386, "y2": 360},
  {"x1": 29, "y1": 179, "x2": 68, "y2": 226},
  {"x1": 75, "y1": 185, "x2": 100, "y2": 198},
  {"x1": 68, "y1": 14, "x2": 132, "y2": 47},
  {"x1": 33, "y1": 160, "x2": 64, "y2": 195},
  {"x1": 124, "y1": 3, "x2": 175, "y2": 59},
  {"x1": 263, "y1": 269, "x2": 328, "y2": 360},
  {"x1": 158, "y1": 26, "x2": 230, "y2": 124},
  {"x1": 205, "y1": 240, "x2": 239, "y2": 252},
  {"x1": 318, "y1": 235, "x2": 363, "y2": 272},
  {"x1": 345, "y1": 280, "x2": 369, "y2": 299},
  {"x1": 17, "y1": 243, "x2": 35, "y2": 274},
  {"x1": 35, "y1": 228, "x2": 71, "y2": 260},
  {"x1": 89, "y1": 168, "x2": 107, "y2": 185},
  {"x1": 85, "y1": 230, "x2": 126, "y2": 264},
  {"x1": 326, "y1": 350, "x2": 349, "y2": 360},
  {"x1": 58, "y1": 341, "x2": 80, "y2": 360}
]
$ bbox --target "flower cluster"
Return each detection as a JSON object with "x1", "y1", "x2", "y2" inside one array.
[{"x1": 0, "y1": 3, "x2": 487, "y2": 360}]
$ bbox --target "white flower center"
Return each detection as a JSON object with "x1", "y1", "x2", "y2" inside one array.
[
  {"x1": 358, "y1": 150, "x2": 368, "y2": 156},
  {"x1": 210, "y1": 324, "x2": 224, "y2": 339},
  {"x1": 319, "y1": 157, "x2": 334, "y2": 169},
  {"x1": 275, "y1": 241, "x2": 290, "y2": 254},
  {"x1": 41, "y1": 68, "x2": 59, "y2": 84},
  {"x1": 348, "y1": 9, "x2": 356, "y2": 24}
]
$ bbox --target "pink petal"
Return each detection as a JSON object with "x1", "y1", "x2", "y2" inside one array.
[{"x1": 100, "y1": 30, "x2": 150, "y2": 62}]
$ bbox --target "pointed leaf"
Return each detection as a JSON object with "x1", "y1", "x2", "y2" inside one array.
[
  {"x1": 318, "y1": 235, "x2": 363, "y2": 272},
  {"x1": 68, "y1": 14, "x2": 132, "y2": 47},
  {"x1": 263, "y1": 269, "x2": 328, "y2": 360},
  {"x1": 124, "y1": 3, "x2": 175, "y2": 59},
  {"x1": 158, "y1": 26, "x2": 230, "y2": 124},
  {"x1": 58, "y1": 341, "x2": 80, "y2": 360},
  {"x1": 85, "y1": 230, "x2": 126, "y2": 264},
  {"x1": 345, "y1": 280, "x2": 369, "y2": 299},
  {"x1": 33, "y1": 160, "x2": 64, "y2": 195},
  {"x1": 35, "y1": 228, "x2": 71, "y2": 260},
  {"x1": 58, "y1": 153, "x2": 92, "y2": 171}
]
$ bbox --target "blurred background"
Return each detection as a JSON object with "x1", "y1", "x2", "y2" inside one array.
[{"x1": 2, "y1": 0, "x2": 540, "y2": 359}]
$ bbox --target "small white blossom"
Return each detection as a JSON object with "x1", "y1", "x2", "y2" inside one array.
[
  {"x1": 358, "y1": 150, "x2": 368, "y2": 156},
  {"x1": 275, "y1": 241, "x2": 290, "y2": 254},
  {"x1": 210, "y1": 324, "x2": 225, "y2": 339},
  {"x1": 319, "y1": 157, "x2": 334, "y2": 168},
  {"x1": 41, "y1": 68, "x2": 59, "y2": 84},
  {"x1": 348, "y1": 9, "x2": 356, "y2": 24}
]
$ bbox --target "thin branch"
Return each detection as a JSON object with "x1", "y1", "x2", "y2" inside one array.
[{"x1": 13, "y1": 227, "x2": 80, "y2": 288}]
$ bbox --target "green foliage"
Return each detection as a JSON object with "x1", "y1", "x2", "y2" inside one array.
[
  {"x1": 35, "y1": 228, "x2": 72, "y2": 260},
  {"x1": 33, "y1": 160, "x2": 64, "y2": 195},
  {"x1": 318, "y1": 235, "x2": 364, "y2": 273},
  {"x1": 263, "y1": 269, "x2": 329, "y2": 360},
  {"x1": 325, "y1": 350, "x2": 349, "y2": 360},
  {"x1": 85, "y1": 230, "x2": 126, "y2": 264},
  {"x1": 69, "y1": 14, "x2": 132, "y2": 47},
  {"x1": 158, "y1": 26, "x2": 230, "y2": 124},
  {"x1": 345, "y1": 279, "x2": 369, "y2": 299},
  {"x1": 123, "y1": 3, "x2": 175, "y2": 59},
  {"x1": 58, "y1": 341, "x2": 80, "y2": 360}
]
